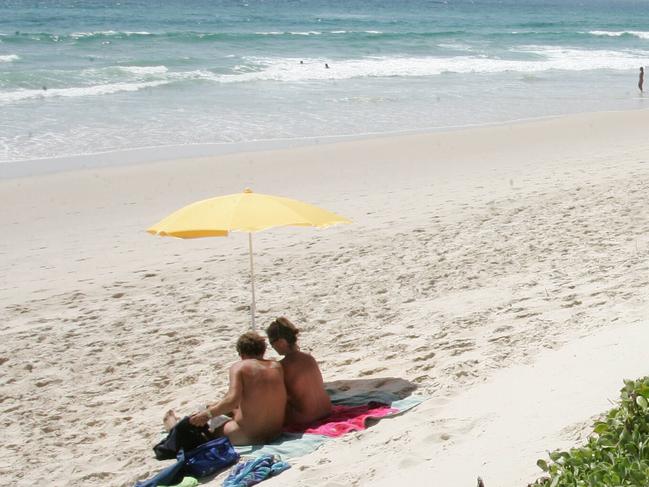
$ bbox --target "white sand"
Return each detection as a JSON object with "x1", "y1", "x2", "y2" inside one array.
[
  {"x1": 270, "y1": 321, "x2": 649, "y2": 487},
  {"x1": 1, "y1": 109, "x2": 649, "y2": 486}
]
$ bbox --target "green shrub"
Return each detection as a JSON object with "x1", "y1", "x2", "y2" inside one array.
[{"x1": 531, "y1": 377, "x2": 649, "y2": 487}]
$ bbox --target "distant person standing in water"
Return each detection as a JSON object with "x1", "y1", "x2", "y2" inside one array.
[
  {"x1": 325, "y1": 63, "x2": 330, "y2": 69},
  {"x1": 639, "y1": 67, "x2": 644, "y2": 93}
]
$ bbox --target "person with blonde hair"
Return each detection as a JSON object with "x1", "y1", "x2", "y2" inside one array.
[{"x1": 266, "y1": 317, "x2": 332, "y2": 425}]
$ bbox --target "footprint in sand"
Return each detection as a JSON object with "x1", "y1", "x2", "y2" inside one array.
[
  {"x1": 359, "y1": 367, "x2": 387, "y2": 377},
  {"x1": 413, "y1": 351, "x2": 436, "y2": 362}
]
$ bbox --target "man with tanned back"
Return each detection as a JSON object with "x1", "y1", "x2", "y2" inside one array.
[
  {"x1": 266, "y1": 317, "x2": 332, "y2": 425},
  {"x1": 187, "y1": 332, "x2": 287, "y2": 445}
]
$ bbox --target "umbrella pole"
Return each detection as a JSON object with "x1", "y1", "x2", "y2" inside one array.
[{"x1": 248, "y1": 232, "x2": 256, "y2": 330}]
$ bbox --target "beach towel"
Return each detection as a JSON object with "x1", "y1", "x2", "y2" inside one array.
[
  {"x1": 136, "y1": 390, "x2": 423, "y2": 486},
  {"x1": 234, "y1": 393, "x2": 424, "y2": 460},
  {"x1": 283, "y1": 401, "x2": 398, "y2": 437},
  {"x1": 222, "y1": 455, "x2": 290, "y2": 487}
]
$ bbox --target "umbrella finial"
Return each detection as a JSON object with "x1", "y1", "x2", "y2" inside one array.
[{"x1": 243, "y1": 188, "x2": 253, "y2": 194}]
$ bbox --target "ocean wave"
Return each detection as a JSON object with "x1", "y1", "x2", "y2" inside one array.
[
  {"x1": 73, "y1": 65, "x2": 171, "y2": 86},
  {"x1": 491, "y1": 30, "x2": 598, "y2": 40},
  {"x1": 0, "y1": 54, "x2": 19, "y2": 63},
  {"x1": 589, "y1": 30, "x2": 649, "y2": 40},
  {"x1": 254, "y1": 29, "x2": 382, "y2": 36},
  {"x1": 0, "y1": 29, "x2": 454, "y2": 44},
  {"x1": 0, "y1": 80, "x2": 169, "y2": 104},
  {"x1": 289, "y1": 31, "x2": 322, "y2": 36},
  {"x1": 213, "y1": 48, "x2": 648, "y2": 83},
  {"x1": 251, "y1": 30, "x2": 324, "y2": 35},
  {"x1": 1, "y1": 30, "x2": 168, "y2": 43},
  {"x1": 1, "y1": 66, "x2": 217, "y2": 96},
  {"x1": 3, "y1": 47, "x2": 645, "y2": 96},
  {"x1": 3, "y1": 28, "x2": 647, "y2": 46},
  {"x1": 3, "y1": 30, "x2": 227, "y2": 43},
  {"x1": 514, "y1": 45, "x2": 647, "y2": 69},
  {"x1": 115, "y1": 65, "x2": 169, "y2": 75},
  {"x1": 72, "y1": 30, "x2": 152, "y2": 38}
]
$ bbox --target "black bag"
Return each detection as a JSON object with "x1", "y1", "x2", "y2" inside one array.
[{"x1": 153, "y1": 416, "x2": 212, "y2": 460}]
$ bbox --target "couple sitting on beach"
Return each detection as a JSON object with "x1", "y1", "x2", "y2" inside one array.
[{"x1": 165, "y1": 317, "x2": 332, "y2": 446}]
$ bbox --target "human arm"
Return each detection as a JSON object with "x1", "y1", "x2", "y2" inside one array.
[{"x1": 189, "y1": 363, "x2": 243, "y2": 426}]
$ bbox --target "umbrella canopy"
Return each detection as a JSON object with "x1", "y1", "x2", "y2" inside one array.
[
  {"x1": 147, "y1": 188, "x2": 351, "y2": 329},
  {"x1": 147, "y1": 188, "x2": 350, "y2": 236}
]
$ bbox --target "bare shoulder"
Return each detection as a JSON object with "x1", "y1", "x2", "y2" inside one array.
[
  {"x1": 284, "y1": 351, "x2": 318, "y2": 367},
  {"x1": 230, "y1": 360, "x2": 246, "y2": 373},
  {"x1": 297, "y1": 350, "x2": 318, "y2": 364},
  {"x1": 265, "y1": 358, "x2": 283, "y2": 370},
  {"x1": 238, "y1": 358, "x2": 282, "y2": 370}
]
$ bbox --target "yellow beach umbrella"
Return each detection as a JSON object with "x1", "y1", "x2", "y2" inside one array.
[{"x1": 147, "y1": 188, "x2": 351, "y2": 329}]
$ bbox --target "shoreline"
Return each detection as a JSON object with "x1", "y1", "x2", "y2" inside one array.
[{"x1": 2, "y1": 106, "x2": 647, "y2": 180}]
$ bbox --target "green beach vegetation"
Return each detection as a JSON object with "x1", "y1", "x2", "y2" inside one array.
[{"x1": 531, "y1": 377, "x2": 649, "y2": 487}]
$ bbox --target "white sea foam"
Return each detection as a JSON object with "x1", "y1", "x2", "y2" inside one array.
[
  {"x1": 71, "y1": 31, "x2": 117, "y2": 38},
  {"x1": 70, "y1": 30, "x2": 153, "y2": 38},
  {"x1": 213, "y1": 48, "x2": 648, "y2": 83},
  {"x1": 0, "y1": 54, "x2": 19, "y2": 63},
  {"x1": 79, "y1": 66, "x2": 217, "y2": 84},
  {"x1": 255, "y1": 30, "x2": 378, "y2": 36},
  {"x1": 255, "y1": 31, "x2": 323, "y2": 36},
  {"x1": 116, "y1": 65, "x2": 169, "y2": 75},
  {"x1": 0, "y1": 80, "x2": 169, "y2": 104},
  {"x1": 589, "y1": 30, "x2": 649, "y2": 40},
  {"x1": 21, "y1": 47, "x2": 643, "y2": 97},
  {"x1": 514, "y1": 46, "x2": 647, "y2": 70},
  {"x1": 171, "y1": 69, "x2": 221, "y2": 81}
]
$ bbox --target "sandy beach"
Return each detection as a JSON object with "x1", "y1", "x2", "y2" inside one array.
[{"x1": 2, "y1": 109, "x2": 649, "y2": 487}]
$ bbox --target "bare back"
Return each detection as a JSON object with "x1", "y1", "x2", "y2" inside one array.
[
  {"x1": 281, "y1": 351, "x2": 332, "y2": 425},
  {"x1": 229, "y1": 358, "x2": 286, "y2": 443}
]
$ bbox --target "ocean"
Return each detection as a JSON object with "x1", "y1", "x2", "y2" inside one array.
[{"x1": 1, "y1": 0, "x2": 647, "y2": 167}]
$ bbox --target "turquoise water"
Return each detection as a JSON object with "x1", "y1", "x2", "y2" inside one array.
[{"x1": 1, "y1": 0, "x2": 647, "y2": 165}]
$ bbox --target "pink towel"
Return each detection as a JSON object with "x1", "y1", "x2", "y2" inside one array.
[{"x1": 284, "y1": 402, "x2": 399, "y2": 438}]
